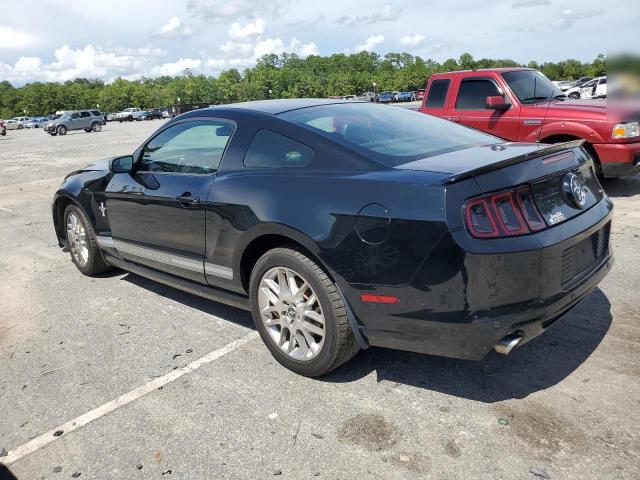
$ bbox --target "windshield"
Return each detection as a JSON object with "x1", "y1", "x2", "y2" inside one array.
[
  {"x1": 279, "y1": 102, "x2": 498, "y2": 167},
  {"x1": 502, "y1": 70, "x2": 559, "y2": 103},
  {"x1": 61, "y1": 112, "x2": 72, "y2": 119}
]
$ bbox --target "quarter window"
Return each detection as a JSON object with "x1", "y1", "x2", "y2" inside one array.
[
  {"x1": 80, "y1": 111, "x2": 91, "y2": 118},
  {"x1": 455, "y1": 79, "x2": 502, "y2": 110},
  {"x1": 138, "y1": 120, "x2": 233, "y2": 174},
  {"x1": 244, "y1": 130, "x2": 314, "y2": 168},
  {"x1": 426, "y1": 79, "x2": 450, "y2": 108}
]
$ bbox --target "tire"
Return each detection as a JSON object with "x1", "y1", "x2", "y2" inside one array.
[
  {"x1": 18, "y1": 124, "x2": 23, "y2": 130},
  {"x1": 118, "y1": 119, "x2": 123, "y2": 123},
  {"x1": 63, "y1": 204, "x2": 112, "y2": 276},
  {"x1": 84, "y1": 128, "x2": 92, "y2": 133},
  {"x1": 249, "y1": 248, "x2": 359, "y2": 377},
  {"x1": 569, "y1": 92, "x2": 580, "y2": 99},
  {"x1": 91, "y1": 122, "x2": 101, "y2": 132},
  {"x1": 128, "y1": 116, "x2": 133, "y2": 122},
  {"x1": 57, "y1": 125, "x2": 67, "y2": 136}
]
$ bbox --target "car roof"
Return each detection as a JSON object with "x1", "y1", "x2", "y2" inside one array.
[
  {"x1": 431, "y1": 67, "x2": 533, "y2": 78},
  {"x1": 214, "y1": 98, "x2": 365, "y2": 115}
]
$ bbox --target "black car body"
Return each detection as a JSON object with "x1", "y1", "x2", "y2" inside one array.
[
  {"x1": 141, "y1": 109, "x2": 163, "y2": 120},
  {"x1": 52, "y1": 100, "x2": 613, "y2": 375}
]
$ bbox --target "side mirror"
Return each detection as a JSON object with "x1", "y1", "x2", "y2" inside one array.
[
  {"x1": 485, "y1": 96, "x2": 510, "y2": 111},
  {"x1": 110, "y1": 155, "x2": 134, "y2": 174}
]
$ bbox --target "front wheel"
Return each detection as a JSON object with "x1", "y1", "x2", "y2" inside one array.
[
  {"x1": 18, "y1": 124, "x2": 23, "y2": 130},
  {"x1": 569, "y1": 92, "x2": 580, "y2": 99},
  {"x1": 57, "y1": 125, "x2": 67, "y2": 136},
  {"x1": 249, "y1": 248, "x2": 359, "y2": 377},
  {"x1": 63, "y1": 205, "x2": 112, "y2": 276}
]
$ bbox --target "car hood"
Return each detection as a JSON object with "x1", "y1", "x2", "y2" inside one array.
[
  {"x1": 82, "y1": 157, "x2": 116, "y2": 172},
  {"x1": 394, "y1": 142, "x2": 543, "y2": 175}
]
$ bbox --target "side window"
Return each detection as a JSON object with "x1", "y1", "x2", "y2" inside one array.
[
  {"x1": 425, "y1": 79, "x2": 450, "y2": 108},
  {"x1": 80, "y1": 111, "x2": 91, "y2": 118},
  {"x1": 244, "y1": 130, "x2": 314, "y2": 168},
  {"x1": 599, "y1": 78, "x2": 607, "y2": 85},
  {"x1": 138, "y1": 120, "x2": 234, "y2": 174},
  {"x1": 91, "y1": 110, "x2": 101, "y2": 116},
  {"x1": 71, "y1": 113, "x2": 80, "y2": 119},
  {"x1": 455, "y1": 79, "x2": 501, "y2": 110}
]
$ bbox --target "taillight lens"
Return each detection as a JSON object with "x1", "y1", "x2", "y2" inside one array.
[{"x1": 465, "y1": 186, "x2": 545, "y2": 238}]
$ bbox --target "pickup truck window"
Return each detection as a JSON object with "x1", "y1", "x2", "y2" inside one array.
[
  {"x1": 455, "y1": 79, "x2": 502, "y2": 110},
  {"x1": 426, "y1": 79, "x2": 450, "y2": 108},
  {"x1": 502, "y1": 70, "x2": 556, "y2": 103}
]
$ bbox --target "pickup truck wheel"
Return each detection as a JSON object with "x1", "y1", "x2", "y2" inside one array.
[
  {"x1": 128, "y1": 116, "x2": 133, "y2": 122},
  {"x1": 63, "y1": 205, "x2": 112, "y2": 276},
  {"x1": 249, "y1": 248, "x2": 359, "y2": 377},
  {"x1": 92, "y1": 122, "x2": 102, "y2": 132},
  {"x1": 118, "y1": 119, "x2": 123, "y2": 123},
  {"x1": 568, "y1": 92, "x2": 580, "y2": 99},
  {"x1": 18, "y1": 124, "x2": 23, "y2": 130},
  {"x1": 57, "y1": 125, "x2": 67, "y2": 136}
]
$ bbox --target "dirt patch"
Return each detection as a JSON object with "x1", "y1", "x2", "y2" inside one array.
[
  {"x1": 444, "y1": 438, "x2": 463, "y2": 459},
  {"x1": 389, "y1": 451, "x2": 431, "y2": 474},
  {"x1": 493, "y1": 402, "x2": 588, "y2": 461},
  {"x1": 338, "y1": 413, "x2": 401, "y2": 451}
]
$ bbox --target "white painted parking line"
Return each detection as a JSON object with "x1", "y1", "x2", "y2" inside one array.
[
  {"x1": 0, "y1": 331, "x2": 258, "y2": 466},
  {"x1": 0, "y1": 206, "x2": 12, "y2": 212}
]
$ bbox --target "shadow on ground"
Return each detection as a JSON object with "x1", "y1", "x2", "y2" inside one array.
[
  {"x1": 601, "y1": 175, "x2": 640, "y2": 198},
  {"x1": 324, "y1": 288, "x2": 612, "y2": 402},
  {"x1": 116, "y1": 270, "x2": 611, "y2": 403},
  {"x1": 0, "y1": 464, "x2": 18, "y2": 480}
]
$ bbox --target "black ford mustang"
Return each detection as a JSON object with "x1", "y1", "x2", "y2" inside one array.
[{"x1": 52, "y1": 99, "x2": 613, "y2": 376}]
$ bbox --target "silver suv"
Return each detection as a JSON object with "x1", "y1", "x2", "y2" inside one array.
[{"x1": 45, "y1": 110, "x2": 103, "y2": 136}]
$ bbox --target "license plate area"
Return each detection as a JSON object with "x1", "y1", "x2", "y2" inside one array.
[{"x1": 560, "y1": 222, "x2": 610, "y2": 287}]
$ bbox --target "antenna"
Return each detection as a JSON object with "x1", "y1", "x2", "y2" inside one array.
[{"x1": 536, "y1": 74, "x2": 553, "y2": 144}]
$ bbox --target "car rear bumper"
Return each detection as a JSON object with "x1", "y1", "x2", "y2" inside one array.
[
  {"x1": 347, "y1": 205, "x2": 613, "y2": 360},
  {"x1": 593, "y1": 142, "x2": 640, "y2": 177}
]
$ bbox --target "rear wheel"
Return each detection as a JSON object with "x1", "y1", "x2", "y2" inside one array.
[
  {"x1": 18, "y1": 124, "x2": 23, "y2": 130},
  {"x1": 57, "y1": 125, "x2": 67, "y2": 136},
  {"x1": 249, "y1": 248, "x2": 359, "y2": 377},
  {"x1": 64, "y1": 205, "x2": 111, "y2": 276},
  {"x1": 568, "y1": 92, "x2": 580, "y2": 99},
  {"x1": 91, "y1": 122, "x2": 101, "y2": 132}
]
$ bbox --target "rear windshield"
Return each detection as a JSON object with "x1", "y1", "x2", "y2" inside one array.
[{"x1": 278, "y1": 102, "x2": 497, "y2": 167}]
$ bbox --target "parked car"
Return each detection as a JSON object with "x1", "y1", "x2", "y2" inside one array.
[
  {"x1": 572, "y1": 76, "x2": 593, "y2": 88},
  {"x1": 565, "y1": 76, "x2": 607, "y2": 99},
  {"x1": 52, "y1": 99, "x2": 613, "y2": 377},
  {"x1": 553, "y1": 80, "x2": 574, "y2": 92},
  {"x1": 10, "y1": 116, "x2": 30, "y2": 127},
  {"x1": 44, "y1": 110, "x2": 104, "y2": 136},
  {"x1": 106, "y1": 112, "x2": 118, "y2": 122},
  {"x1": 415, "y1": 89, "x2": 425, "y2": 100},
  {"x1": 398, "y1": 91, "x2": 416, "y2": 102},
  {"x1": 420, "y1": 68, "x2": 638, "y2": 177},
  {"x1": 161, "y1": 108, "x2": 173, "y2": 119},
  {"x1": 115, "y1": 107, "x2": 144, "y2": 122},
  {"x1": 4, "y1": 119, "x2": 23, "y2": 130},
  {"x1": 377, "y1": 91, "x2": 394, "y2": 103},
  {"x1": 360, "y1": 92, "x2": 376, "y2": 102},
  {"x1": 25, "y1": 117, "x2": 48, "y2": 128},
  {"x1": 141, "y1": 109, "x2": 163, "y2": 120},
  {"x1": 0, "y1": 120, "x2": 6, "y2": 136}
]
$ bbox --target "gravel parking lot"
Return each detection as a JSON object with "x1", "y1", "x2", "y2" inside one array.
[{"x1": 1, "y1": 121, "x2": 639, "y2": 479}]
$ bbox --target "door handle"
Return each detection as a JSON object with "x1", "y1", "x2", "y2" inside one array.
[
  {"x1": 176, "y1": 193, "x2": 200, "y2": 206},
  {"x1": 447, "y1": 117, "x2": 461, "y2": 122}
]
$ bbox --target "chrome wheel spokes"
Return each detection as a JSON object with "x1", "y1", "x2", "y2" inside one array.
[
  {"x1": 258, "y1": 266, "x2": 325, "y2": 361},
  {"x1": 66, "y1": 212, "x2": 89, "y2": 267}
]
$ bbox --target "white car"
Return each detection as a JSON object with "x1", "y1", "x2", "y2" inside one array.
[
  {"x1": 566, "y1": 76, "x2": 607, "y2": 99},
  {"x1": 5, "y1": 119, "x2": 24, "y2": 130},
  {"x1": 115, "y1": 108, "x2": 144, "y2": 122}
]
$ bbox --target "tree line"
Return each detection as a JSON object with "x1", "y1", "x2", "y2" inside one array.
[{"x1": 0, "y1": 52, "x2": 606, "y2": 118}]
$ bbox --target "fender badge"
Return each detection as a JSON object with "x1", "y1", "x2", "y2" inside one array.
[{"x1": 99, "y1": 202, "x2": 107, "y2": 217}]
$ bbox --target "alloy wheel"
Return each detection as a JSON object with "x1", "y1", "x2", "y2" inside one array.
[
  {"x1": 66, "y1": 212, "x2": 89, "y2": 267},
  {"x1": 258, "y1": 266, "x2": 325, "y2": 361}
]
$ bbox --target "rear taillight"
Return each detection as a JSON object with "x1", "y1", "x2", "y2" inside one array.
[{"x1": 465, "y1": 186, "x2": 545, "y2": 239}]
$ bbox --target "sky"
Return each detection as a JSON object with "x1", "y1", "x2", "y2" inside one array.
[{"x1": 0, "y1": 0, "x2": 635, "y2": 86}]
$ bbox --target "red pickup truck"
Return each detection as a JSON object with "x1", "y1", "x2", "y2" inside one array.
[{"x1": 420, "y1": 68, "x2": 640, "y2": 177}]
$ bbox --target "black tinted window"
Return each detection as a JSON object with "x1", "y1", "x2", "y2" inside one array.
[
  {"x1": 426, "y1": 79, "x2": 450, "y2": 108},
  {"x1": 244, "y1": 130, "x2": 314, "y2": 168},
  {"x1": 138, "y1": 120, "x2": 233, "y2": 174},
  {"x1": 455, "y1": 79, "x2": 501, "y2": 110},
  {"x1": 80, "y1": 111, "x2": 91, "y2": 118},
  {"x1": 91, "y1": 110, "x2": 102, "y2": 116}
]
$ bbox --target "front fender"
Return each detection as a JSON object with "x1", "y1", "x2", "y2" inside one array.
[{"x1": 528, "y1": 120, "x2": 606, "y2": 144}]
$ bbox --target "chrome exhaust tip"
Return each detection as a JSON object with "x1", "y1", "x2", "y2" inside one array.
[{"x1": 494, "y1": 334, "x2": 523, "y2": 355}]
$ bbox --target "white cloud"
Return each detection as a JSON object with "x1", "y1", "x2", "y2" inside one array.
[
  {"x1": 0, "y1": 26, "x2": 34, "y2": 49},
  {"x1": 398, "y1": 34, "x2": 426, "y2": 48},
  {"x1": 153, "y1": 16, "x2": 193, "y2": 39},
  {"x1": 154, "y1": 58, "x2": 202, "y2": 76},
  {"x1": 290, "y1": 38, "x2": 319, "y2": 57},
  {"x1": 229, "y1": 18, "x2": 265, "y2": 40},
  {"x1": 512, "y1": 0, "x2": 550, "y2": 8},
  {"x1": 187, "y1": 0, "x2": 289, "y2": 20},
  {"x1": 355, "y1": 35, "x2": 384, "y2": 52},
  {"x1": 555, "y1": 8, "x2": 603, "y2": 27},
  {"x1": 336, "y1": 5, "x2": 401, "y2": 26}
]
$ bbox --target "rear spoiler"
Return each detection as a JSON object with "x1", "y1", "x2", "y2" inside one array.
[{"x1": 442, "y1": 140, "x2": 585, "y2": 184}]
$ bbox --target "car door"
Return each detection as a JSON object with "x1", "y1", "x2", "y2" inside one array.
[
  {"x1": 453, "y1": 77, "x2": 520, "y2": 141},
  {"x1": 579, "y1": 79, "x2": 597, "y2": 99},
  {"x1": 79, "y1": 111, "x2": 92, "y2": 129},
  {"x1": 68, "y1": 112, "x2": 81, "y2": 129},
  {"x1": 595, "y1": 77, "x2": 607, "y2": 97},
  {"x1": 105, "y1": 118, "x2": 235, "y2": 283}
]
